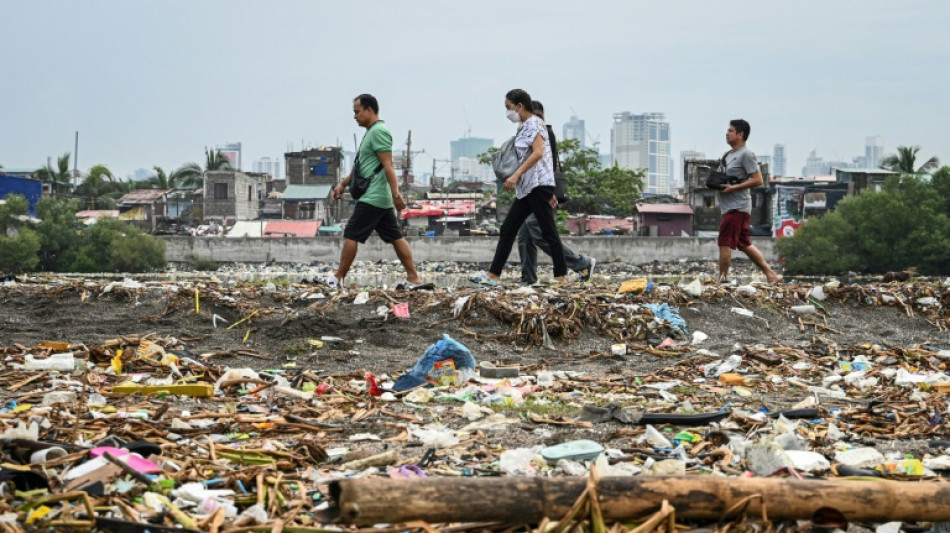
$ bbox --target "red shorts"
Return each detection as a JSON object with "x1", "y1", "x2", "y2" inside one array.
[{"x1": 718, "y1": 210, "x2": 751, "y2": 250}]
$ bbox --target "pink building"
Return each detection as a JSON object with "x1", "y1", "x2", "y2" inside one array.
[{"x1": 636, "y1": 204, "x2": 693, "y2": 237}]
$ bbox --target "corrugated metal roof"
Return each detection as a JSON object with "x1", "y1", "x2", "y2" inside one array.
[
  {"x1": 835, "y1": 168, "x2": 898, "y2": 174},
  {"x1": 281, "y1": 185, "x2": 333, "y2": 201},
  {"x1": 263, "y1": 220, "x2": 322, "y2": 238},
  {"x1": 227, "y1": 220, "x2": 264, "y2": 238},
  {"x1": 75, "y1": 210, "x2": 119, "y2": 218},
  {"x1": 637, "y1": 203, "x2": 693, "y2": 215},
  {"x1": 118, "y1": 189, "x2": 170, "y2": 204}
]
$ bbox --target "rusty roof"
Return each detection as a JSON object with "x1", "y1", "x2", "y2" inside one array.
[{"x1": 117, "y1": 189, "x2": 170, "y2": 204}]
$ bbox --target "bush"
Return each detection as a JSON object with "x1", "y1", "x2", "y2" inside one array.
[
  {"x1": 65, "y1": 218, "x2": 166, "y2": 273},
  {"x1": 0, "y1": 228, "x2": 41, "y2": 275},
  {"x1": 186, "y1": 254, "x2": 219, "y2": 271},
  {"x1": 777, "y1": 176, "x2": 950, "y2": 275}
]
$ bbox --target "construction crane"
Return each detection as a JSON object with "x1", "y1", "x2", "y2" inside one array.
[{"x1": 568, "y1": 106, "x2": 601, "y2": 152}]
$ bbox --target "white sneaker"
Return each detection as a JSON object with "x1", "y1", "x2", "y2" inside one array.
[
  {"x1": 320, "y1": 275, "x2": 343, "y2": 290},
  {"x1": 580, "y1": 257, "x2": 597, "y2": 282}
]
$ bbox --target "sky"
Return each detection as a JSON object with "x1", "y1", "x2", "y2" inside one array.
[{"x1": 2, "y1": 1, "x2": 948, "y2": 182}]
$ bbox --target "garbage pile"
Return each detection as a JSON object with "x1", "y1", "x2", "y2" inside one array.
[{"x1": 1, "y1": 274, "x2": 950, "y2": 531}]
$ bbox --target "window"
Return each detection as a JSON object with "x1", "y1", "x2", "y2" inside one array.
[
  {"x1": 248, "y1": 186, "x2": 253, "y2": 201},
  {"x1": 214, "y1": 183, "x2": 228, "y2": 200},
  {"x1": 703, "y1": 195, "x2": 716, "y2": 209}
]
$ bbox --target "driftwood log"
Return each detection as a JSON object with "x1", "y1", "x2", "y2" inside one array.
[{"x1": 329, "y1": 476, "x2": 950, "y2": 525}]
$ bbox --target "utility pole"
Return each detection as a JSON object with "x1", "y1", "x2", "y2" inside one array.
[
  {"x1": 402, "y1": 130, "x2": 411, "y2": 200},
  {"x1": 73, "y1": 131, "x2": 79, "y2": 188}
]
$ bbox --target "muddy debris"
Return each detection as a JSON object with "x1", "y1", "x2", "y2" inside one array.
[{"x1": 1, "y1": 270, "x2": 950, "y2": 531}]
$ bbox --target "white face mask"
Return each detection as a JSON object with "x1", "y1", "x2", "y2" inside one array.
[{"x1": 506, "y1": 109, "x2": 520, "y2": 123}]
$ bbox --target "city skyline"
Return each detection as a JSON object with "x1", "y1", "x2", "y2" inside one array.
[{"x1": 1, "y1": 1, "x2": 947, "y2": 183}]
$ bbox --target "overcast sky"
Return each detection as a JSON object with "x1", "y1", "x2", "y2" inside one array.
[{"x1": 2, "y1": 1, "x2": 948, "y2": 181}]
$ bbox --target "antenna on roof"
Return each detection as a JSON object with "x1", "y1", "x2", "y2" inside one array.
[{"x1": 462, "y1": 107, "x2": 472, "y2": 137}]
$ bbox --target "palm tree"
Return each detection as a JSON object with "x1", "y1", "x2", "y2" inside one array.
[
  {"x1": 880, "y1": 146, "x2": 940, "y2": 174},
  {"x1": 204, "y1": 147, "x2": 233, "y2": 172},
  {"x1": 75, "y1": 164, "x2": 117, "y2": 209},
  {"x1": 147, "y1": 165, "x2": 203, "y2": 189},
  {"x1": 34, "y1": 153, "x2": 73, "y2": 194}
]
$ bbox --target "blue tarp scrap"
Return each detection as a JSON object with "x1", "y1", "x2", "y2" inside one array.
[{"x1": 644, "y1": 303, "x2": 690, "y2": 339}]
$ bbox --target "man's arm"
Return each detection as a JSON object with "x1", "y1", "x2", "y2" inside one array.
[
  {"x1": 332, "y1": 171, "x2": 352, "y2": 200},
  {"x1": 376, "y1": 151, "x2": 406, "y2": 210}
]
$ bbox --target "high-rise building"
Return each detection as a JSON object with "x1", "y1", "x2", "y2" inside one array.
[
  {"x1": 610, "y1": 112, "x2": 671, "y2": 195},
  {"x1": 450, "y1": 137, "x2": 493, "y2": 162},
  {"x1": 563, "y1": 116, "x2": 586, "y2": 148},
  {"x1": 450, "y1": 137, "x2": 493, "y2": 183},
  {"x1": 773, "y1": 144, "x2": 786, "y2": 177},
  {"x1": 455, "y1": 157, "x2": 494, "y2": 183},
  {"x1": 865, "y1": 136, "x2": 884, "y2": 169},
  {"x1": 216, "y1": 142, "x2": 242, "y2": 170},
  {"x1": 253, "y1": 157, "x2": 281, "y2": 180}
]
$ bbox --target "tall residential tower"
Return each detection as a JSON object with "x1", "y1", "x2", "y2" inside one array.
[{"x1": 610, "y1": 112, "x2": 671, "y2": 195}]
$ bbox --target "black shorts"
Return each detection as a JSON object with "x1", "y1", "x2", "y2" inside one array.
[{"x1": 343, "y1": 202, "x2": 403, "y2": 244}]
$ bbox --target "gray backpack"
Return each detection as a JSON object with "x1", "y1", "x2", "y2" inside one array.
[{"x1": 492, "y1": 135, "x2": 521, "y2": 181}]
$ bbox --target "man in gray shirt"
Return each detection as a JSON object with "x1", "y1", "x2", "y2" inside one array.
[{"x1": 716, "y1": 119, "x2": 781, "y2": 283}]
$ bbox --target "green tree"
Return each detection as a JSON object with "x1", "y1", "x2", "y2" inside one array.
[
  {"x1": 0, "y1": 195, "x2": 41, "y2": 275},
  {"x1": 34, "y1": 153, "x2": 73, "y2": 195},
  {"x1": 880, "y1": 145, "x2": 940, "y2": 174},
  {"x1": 931, "y1": 165, "x2": 950, "y2": 213},
  {"x1": 776, "y1": 176, "x2": 950, "y2": 275},
  {"x1": 590, "y1": 165, "x2": 645, "y2": 217},
  {"x1": 74, "y1": 164, "x2": 119, "y2": 209},
  {"x1": 66, "y1": 217, "x2": 165, "y2": 272},
  {"x1": 34, "y1": 196, "x2": 83, "y2": 271},
  {"x1": 204, "y1": 147, "x2": 233, "y2": 172},
  {"x1": 148, "y1": 164, "x2": 203, "y2": 190},
  {"x1": 0, "y1": 194, "x2": 30, "y2": 233},
  {"x1": 0, "y1": 229, "x2": 40, "y2": 274},
  {"x1": 558, "y1": 138, "x2": 602, "y2": 213}
]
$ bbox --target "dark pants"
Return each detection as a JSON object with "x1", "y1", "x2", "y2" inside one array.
[
  {"x1": 518, "y1": 214, "x2": 590, "y2": 283},
  {"x1": 490, "y1": 186, "x2": 566, "y2": 277}
]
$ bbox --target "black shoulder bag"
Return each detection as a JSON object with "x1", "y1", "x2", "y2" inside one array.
[
  {"x1": 349, "y1": 121, "x2": 385, "y2": 200},
  {"x1": 705, "y1": 150, "x2": 736, "y2": 190},
  {"x1": 548, "y1": 125, "x2": 569, "y2": 204}
]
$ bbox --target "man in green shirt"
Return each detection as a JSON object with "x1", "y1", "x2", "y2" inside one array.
[{"x1": 328, "y1": 94, "x2": 422, "y2": 288}]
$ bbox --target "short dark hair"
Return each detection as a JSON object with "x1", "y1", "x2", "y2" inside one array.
[
  {"x1": 505, "y1": 89, "x2": 533, "y2": 112},
  {"x1": 531, "y1": 100, "x2": 545, "y2": 120},
  {"x1": 354, "y1": 94, "x2": 379, "y2": 114},
  {"x1": 730, "y1": 119, "x2": 751, "y2": 141}
]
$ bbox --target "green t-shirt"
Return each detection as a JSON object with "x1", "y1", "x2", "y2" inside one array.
[{"x1": 357, "y1": 121, "x2": 394, "y2": 209}]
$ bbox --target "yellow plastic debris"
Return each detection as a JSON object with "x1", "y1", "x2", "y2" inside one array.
[
  {"x1": 618, "y1": 278, "x2": 648, "y2": 294},
  {"x1": 307, "y1": 339, "x2": 325, "y2": 349},
  {"x1": 25, "y1": 505, "x2": 52, "y2": 525},
  {"x1": 111, "y1": 349, "x2": 123, "y2": 374},
  {"x1": 112, "y1": 382, "x2": 214, "y2": 398}
]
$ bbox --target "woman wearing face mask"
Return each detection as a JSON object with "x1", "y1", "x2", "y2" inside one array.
[{"x1": 470, "y1": 88, "x2": 566, "y2": 286}]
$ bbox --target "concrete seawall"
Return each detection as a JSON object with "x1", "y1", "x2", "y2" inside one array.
[{"x1": 164, "y1": 236, "x2": 777, "y2": 264}]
